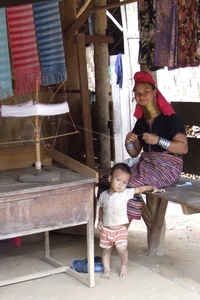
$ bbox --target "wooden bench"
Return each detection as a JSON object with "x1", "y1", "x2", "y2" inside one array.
[{"x1": 142, "y1": 102, "x2": 200, "y2": 256}]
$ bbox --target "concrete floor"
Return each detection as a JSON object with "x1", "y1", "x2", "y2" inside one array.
[{"x1": 0, "y1": 203, "x2": 200, "y2": 300}]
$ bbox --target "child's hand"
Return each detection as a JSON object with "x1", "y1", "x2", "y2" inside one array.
[
  {"x1": 152, "y1": 187, "x2": 165, "y2": 194},
  {"x1": 97, "y1": 221, "x2": 103, "y2": 230}
]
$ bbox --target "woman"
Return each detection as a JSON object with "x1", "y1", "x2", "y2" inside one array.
[{"x1": 125, "y1": 71, "x2": 188, "y2": 188}]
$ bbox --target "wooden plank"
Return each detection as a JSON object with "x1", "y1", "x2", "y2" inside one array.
[
  {"x1": 46, "y1": 148, "x2": 98, "y2": 182},
  {"x1": 75, "y1": 33, "x2": 95, "y2": 169},
  {"x1": 0, "y1": 267, "x2": 67, "y2": 287},
  {"x1": 149, "y1": 178, "x2": 200, "y2": 210},
  {"x1": 0, "y1": 0, "x2": 47, "y2": 7},
  {"x1": 0, "y1": 145, "x2": 51, "y2": 171},
  {"x1": 66, "y1": 267, "x2": 91, "y2": 287},
  {"x1": 84, "y1": 34, "x2": 114, "y2": 44},
  {"x1": 181, "y1": 205, "x2": 200, "y2": 215},
  {"x1": 86, "y1": 201, "x2": 95, "y2": 288},
  {"x1": 76, "y1": 0, "x2": 93, "y2": 18},
  {"x1": 146, "y1": 188, "x2": 200, "y2": 210}
]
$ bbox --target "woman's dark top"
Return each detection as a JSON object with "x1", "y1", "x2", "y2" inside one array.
[{"x1": 132, "y1": 113, "x2": 186, "y2": 152}]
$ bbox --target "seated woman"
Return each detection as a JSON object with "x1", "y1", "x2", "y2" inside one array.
[
  {"x1": 98, "y1": 71, "x2": 188, "y2": 221},
  {"x1": 125, "y1": 71, "x2": 188, "y2": 188}
]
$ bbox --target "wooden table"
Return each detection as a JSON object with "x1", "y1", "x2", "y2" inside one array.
[{"x1": 0, "y1": 166, "x2": 96, "y2": 287}]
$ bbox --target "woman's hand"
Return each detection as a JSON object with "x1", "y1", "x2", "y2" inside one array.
[
  {"x1": 142, "y1": 132, "x2": 188, "y2": 155},
  {"x1": 142, "y1": 132, "x2": 159, "y2": 145},
  {"x1": 125, "y1": 132, "x2": 142, "y2": 157},
  {"x1": 125, "y1": 132, "x2": 139, "y2": 144}
]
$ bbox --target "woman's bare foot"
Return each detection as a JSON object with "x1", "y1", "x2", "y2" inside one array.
[
  {"x1": 119, "y1": 265, "x2": 128, "y2": 277},
  {"x1": 100, "y1": 270, "x2": 110, "y2": 279}
]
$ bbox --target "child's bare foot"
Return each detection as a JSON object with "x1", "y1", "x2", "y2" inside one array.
[
  {"x1": 119, "y1": 265, "x2": 128, "y2": 277},
  {"x1": 100, "y1": 270, "x2": 110, "y2": 279}
]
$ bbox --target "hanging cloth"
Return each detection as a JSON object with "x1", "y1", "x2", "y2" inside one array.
[
  {"x1": 6, "y1": 5, "x2": 42, "y2": 96},
  {"x1": 33, "y1": 1, "x2": 67, "y2": 86},
  {"x1": 154, "y1": 0, "x2": 179, "y2": 69},
  {"x1": 178, "y1": 0, "x2": 198, "y2": 67},
  {"x1": 195, "y1": 0, "x2": 200, "y2": 63},
  {"x1": 137, "y1": 0, "x2": 161, "y2": 71},
  {"x1": 0, "y1": 8, "x2": 13, "y2": 100},
  {"x1": 115, "y1": 53, "x2": 123, "y2": 88}
]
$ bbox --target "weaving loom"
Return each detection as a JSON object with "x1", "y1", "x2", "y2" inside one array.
[
  {"x1": 0, "y1": 76, "x2": 79, "y2": 182},
  {"x1": 0, "y1": 1, "x2": 71, "y2": 182}
]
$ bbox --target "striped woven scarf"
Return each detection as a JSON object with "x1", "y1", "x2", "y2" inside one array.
[
  {"x1": 0, "y1": 8, "x2": 13, "y2": 100},
  {"x1": 33, "y1": 1, "x2": 67, "y2": 86},
  {"x1": 6, "y1": 5, "x2": 41, "y2": 96}
]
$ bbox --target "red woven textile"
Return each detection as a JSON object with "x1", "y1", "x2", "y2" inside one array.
[{"x1": 6, "y1": 5, "x2": 41, "y2": 96}]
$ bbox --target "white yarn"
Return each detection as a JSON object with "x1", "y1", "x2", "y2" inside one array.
[{"x1": 1, "y1": 100, "x2": 69, "y2": 117}]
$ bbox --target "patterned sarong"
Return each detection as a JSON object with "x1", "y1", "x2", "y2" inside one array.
[
  {"x1": 128, "y1": 152, "x2": 183, "y2": 188},
  {"x1": 33, "y1": 1, "x2": 67, "y2": 86},
  {"x1": 127, "y1": 195, "x2": 143, "y2": 220},
  {"x1": 6, "y1": 5, "x2": 41, "y2": 96},
  {"x1": 0, "y1": 8, "x2": 13, "y2": 99}
]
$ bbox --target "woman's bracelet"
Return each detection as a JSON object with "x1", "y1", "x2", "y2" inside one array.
[
  {"x1": 125, "y1": 142, "x2": 135, "y2": 150},
  {"x1": 157, "y1": 137, "x2": 170, "y2": 150}
]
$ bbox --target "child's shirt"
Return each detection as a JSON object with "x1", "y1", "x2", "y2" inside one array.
[{"x1": 97, "y1": 188, "x2": 134, "y2": 226}]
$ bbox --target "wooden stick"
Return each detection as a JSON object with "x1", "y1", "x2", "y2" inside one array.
[{"x1": 35, "y1": 78, "x2": 41, "y2": 172}]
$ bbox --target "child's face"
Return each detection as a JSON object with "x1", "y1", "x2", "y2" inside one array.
[{"x1": 108, "y1": 169, "x2": 130, "y2": 193}]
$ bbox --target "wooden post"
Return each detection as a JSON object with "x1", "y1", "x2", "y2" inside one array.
[
  {"x1": 59, "y1": 0, "x2": 95, "y2": 166},
  {"x1": 75, "y1": 33, "x2": 95, "y2": 169},
  {"x1": 145, "y1": 194, "x2": 167, "y2": 256},
  {"x1": 93, "y1": 0, "x2": 111, "y2": 169},
  {"x1": 34, "y1": 78, "x2": 41, "y2": 173},
  {"x1": 59, "y1": 1, "x2": 82, "y2": 157}
]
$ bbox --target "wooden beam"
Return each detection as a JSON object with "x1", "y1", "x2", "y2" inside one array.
[
  {"x1": 65, "y1": 0, "x2": 93, "y2": 38},
  {"x1": 46, "y1": 148, "x2": 98, "y2": 182},
  {"x1": 76, "y1": 0, "x2": 93, "y2": 19},
  {"x1": 65, "y1": 0, "x2": 137, "y2": 38},
  {"x1": 75, "y1": 33, "x2": 95, "y2": 169},
  {"x1": 84, "y1": 34, "x2": 113, "y2": 44},
  {"x1": 0, "y1": 0, "x2": 48, "y2": 7},
  {"x1": 91, "y1": 0, "x2": 137, "y2": 11}
]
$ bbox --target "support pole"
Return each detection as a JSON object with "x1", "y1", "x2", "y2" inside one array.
[
  {"x1": 93, "y1": 0, "x2": 111, "y2": 169},
  {"x1": 35, "y1": 77, "x2": 41, "y2": 173}
]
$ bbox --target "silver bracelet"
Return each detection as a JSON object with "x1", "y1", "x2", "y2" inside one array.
[
  {"x1": 157, "y1": 137, "x2": 170, "y2": 150},
  {"x1": 125, "y1": 142, "x2": 135, "y2": 150}
]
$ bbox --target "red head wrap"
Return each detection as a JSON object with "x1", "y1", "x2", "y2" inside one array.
[{"x1": 133, "y1": 71, "x2": 175, "y2": 118}]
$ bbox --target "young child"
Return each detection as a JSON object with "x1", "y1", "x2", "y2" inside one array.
[{"x1": 95, "y1": 162, "x2": 165, "y2": 279}]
